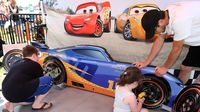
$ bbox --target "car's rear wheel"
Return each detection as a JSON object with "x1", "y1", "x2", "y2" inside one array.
[
  {"x1": 104, "y1": 19, "x2": 111, "y2": 32},
  {"x1": 114, "y1": 19, "x2": 120, "y2": 33},
  {"x1": 173, "y1": 84, "x2": 200, "y2": 112},
  {"x1": 93, "y1": 19, "x2": 103, "y2": 37},
  {"x1": 3, "y1": 49, "x2": 23, "y2": 71},
  {"x1": 135, "y1": 76, "x2": 169, "y2": 109},
  {"x1": 43, "y1": 58, "x2": 67, "y2": 86},
  {"x1": 123, "y1": 22, "x2": 134, "y2": 40}
]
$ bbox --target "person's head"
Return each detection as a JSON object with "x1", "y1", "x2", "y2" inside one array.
[
  {"x1": 117, "y1": 67, "x2": 144, "y2": 88},
  {"x1": 22, "y1": 45, "x2": 39, "y2": 62},
  {"x1": 10, "y1": 0, "x2": 16, "y2": 6},
  {"x1": 141, "y1": 9, "x2": 168, "y2": 40}
]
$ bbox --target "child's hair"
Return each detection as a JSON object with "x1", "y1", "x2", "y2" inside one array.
[
  {"x1": 117, "y1": 67, "x2": 143, "y2": 86},
  {"x1": 22, "y1": 45, "x2": 38, "y2": 57}
]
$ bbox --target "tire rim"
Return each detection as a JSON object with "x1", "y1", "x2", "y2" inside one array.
[
  {"x1": 7, "y1": 53, "x2": 23, "y2": 69},
  {"x1": 124, "y1": 22, "x2": 132, "y2": 39},
  {"x1": 44, "y1": 61, "x2": 63, "y2": 84},
  {"x1": 180, "y1": 95, "x2": 196, "y2": 111},
  {"x1": 175, "y1": 88, "x2": 200, "y2": 112},
  {"x1": 141, "y1": 81, "x2": 165, "y2": 107},
  {"x1": 94, "y1": 21, "x2": 102, "y2": 36}
]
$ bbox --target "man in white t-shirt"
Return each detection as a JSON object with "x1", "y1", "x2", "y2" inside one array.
[{"x1": 134, "y1": 1, "x2": 200, "y2": 84}]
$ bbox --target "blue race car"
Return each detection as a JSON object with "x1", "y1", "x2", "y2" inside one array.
[
  {"x1": 3, "y1": 42, "x2": 184, "y2": 109},
  {"x1": 35, "y1": 43, "x2": 183, "y2": 109}
]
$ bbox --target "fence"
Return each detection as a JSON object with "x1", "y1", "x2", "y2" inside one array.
[{"x1": 0, "y1": 13, "x2": 47, "y2": 45}]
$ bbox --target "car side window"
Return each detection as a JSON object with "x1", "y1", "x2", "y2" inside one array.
[
  {"x1": 73, "y1": 49, "x2": 108, "y2": 61},
  {"x1": 76, "y1": 6, "x2": 97, "y2": 14}
]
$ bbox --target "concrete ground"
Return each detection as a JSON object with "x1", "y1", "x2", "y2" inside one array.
[{"x1": 0, "y1": 86, "x2": 168, "y2": 112}]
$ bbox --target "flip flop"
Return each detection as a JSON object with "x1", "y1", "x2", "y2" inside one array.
[{"x1": 32, "y1": 102, "x2": 53, "y2": 110}]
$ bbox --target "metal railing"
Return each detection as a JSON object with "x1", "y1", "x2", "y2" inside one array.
[{"x1": 0, "y1": 13, "x2": 47, "y2": 45}]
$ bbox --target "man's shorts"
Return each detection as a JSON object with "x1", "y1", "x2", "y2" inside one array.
[
  {"x1": 24, "y1": 76, "x2": 54, "y2": 102},
  {"x1": 182, "y1": 46, "x2": 200, "y2": 67}
]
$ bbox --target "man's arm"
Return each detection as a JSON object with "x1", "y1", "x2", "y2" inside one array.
[
  {"x1": 146, "y1": 36, "x2": 165, "y2": 64},
  {"x1": 155, "y1": 40, "x2": 184, "y2": 76},
  {"x1": 163, "y1": 40, "x2": 184, "y2": 68},
  {"x1": 134, "y1": 36, "x2": 165, "y2": 68}
]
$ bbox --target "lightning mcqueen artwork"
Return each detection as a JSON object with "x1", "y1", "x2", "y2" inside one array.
[{"x1": 64, "y1": 1, "x2": 111, "y2": 37}]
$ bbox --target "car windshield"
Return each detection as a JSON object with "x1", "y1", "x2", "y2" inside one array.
[
  {"x1": 129, "y1": 6, "x2": 158, "y2": 15},
  {"x1": 73, "y1": 49, "x2": 108, "y2": 62},
  {"x1": 76, "y1": 5, "x2": 97, "y2": 14}
]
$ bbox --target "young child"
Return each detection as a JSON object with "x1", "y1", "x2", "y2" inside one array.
[{"x1": 113, "y1": 67, "x2": 148, "y2": 112}]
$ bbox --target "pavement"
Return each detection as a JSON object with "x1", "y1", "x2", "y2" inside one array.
[{"x1": 0, "y1": 85, "x2": 168, "y2": 112}]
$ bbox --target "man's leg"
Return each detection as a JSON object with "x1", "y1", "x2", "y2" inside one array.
[
  {"x1": 194, "y1": 75, "x2": 200, "y2": 84},
  {"x1": 3, "y1": 102, "x2": 14, "y2": 112},
  {"x1": 31, "y1": 76, "x2": 53, "y2": 109},
  {"x1": 179, "y1": 64, "x2": 192, "y2": 84},
  {"x1": 3, "y1": 101, "x2": 33, "y2": 111},
  {"x1": 180, "y1": 46, "x2": 200, "y2": 84},
  {"x1": 31, "y1": 92, "x2": 52, "y2": 109}
]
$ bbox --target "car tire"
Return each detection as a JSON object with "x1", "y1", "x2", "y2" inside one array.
[
  {"x1": 3, "y1": 49, "x2": 23, "y2": 71},
  {"x1": 135, "y1": 76, "x2": 169, "y2": 109},
  {"x1": 114, "y1": 19, "x2": 120, "y2": 33},
  {"x1": 104, "y1": 19, "x2": 111, "y2": 32},
  {"x1": 43, "y1": 58, "x2": 67, "y2": 86},
  {"x1": 123, "y1": 22, "x2": 134, "y2": 40},
  {"x1": 173, "y1": 83, "x2": 200, "y2": 112},
  {"x1": 93, "y1": 19, "x2": 103, "y2": 37}
]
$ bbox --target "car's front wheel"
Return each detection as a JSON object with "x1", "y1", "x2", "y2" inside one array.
[
  {"x1": 123, "y1": 22, "x2": 134, "y2": 40},
  {"x1": 93, "y1": 19, "x2": 103, "y2": 37},
  {"x1": 135, "y1": 76, "x2": 169, "y2": 109},
  {"x1": 3, "y1": 49, "x2": 23, "y2": 71},
  {"x1": 43, "y1": 58, "x2": 67, "y2": 86},
  {"x1": 173, "y1": 83, "x2": 200, "y2": 112}
]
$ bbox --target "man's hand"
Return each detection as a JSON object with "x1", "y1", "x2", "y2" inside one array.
[
  {"x1": 155, "y1": 66, "x2": 168, "y2": 77},
  {"x1": 133, "y1": 61, "x2": 148, "y2": 69}
]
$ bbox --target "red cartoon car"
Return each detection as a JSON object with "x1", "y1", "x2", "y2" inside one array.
[{"x1": 64, "y1": 1, "x2": 111, "y2": 37}]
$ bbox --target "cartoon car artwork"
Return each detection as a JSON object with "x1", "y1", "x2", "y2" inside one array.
[
  {"x1": 2, "y1": 42, "x2": 184, "y2": 109},
  {"x1": 64, "y1": 1, "x2": 111, "y2": 37},
  {"x1": 115, "y1": 3, "x2": 172, "y2": 41}
]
